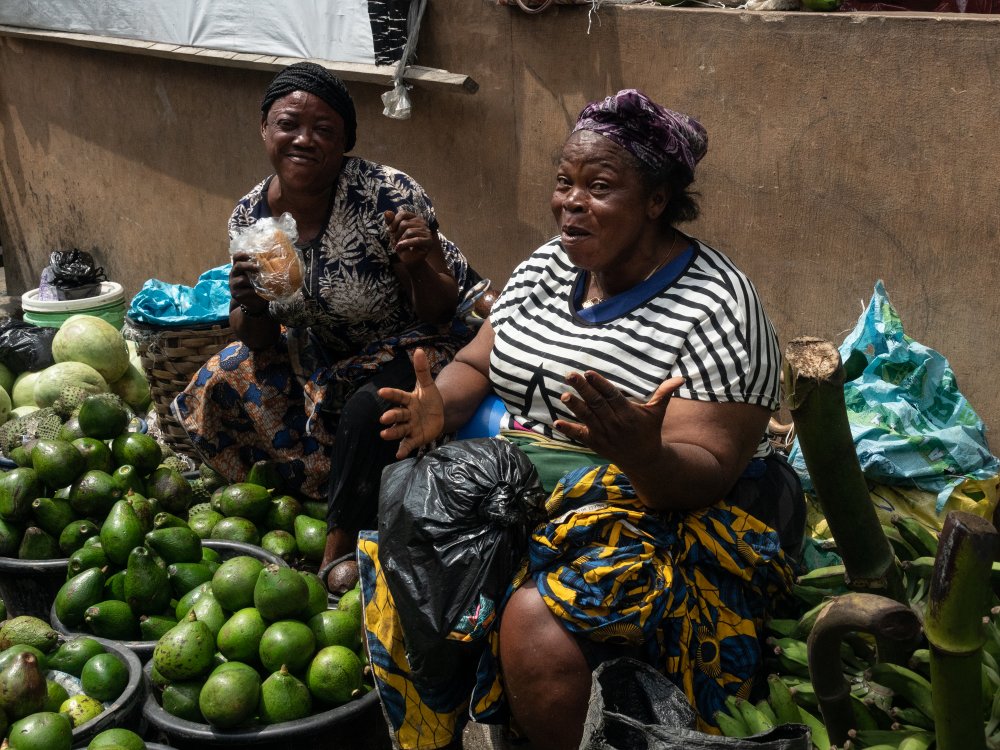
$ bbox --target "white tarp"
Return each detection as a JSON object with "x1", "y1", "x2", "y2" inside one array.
[{"x1": 0, "y1": 0, "x2": 389, "y2": 65}]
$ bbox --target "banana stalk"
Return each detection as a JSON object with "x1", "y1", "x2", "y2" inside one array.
[
  {"x1": 925, "y1": 511, "x2": 999, "y2": 750},
  {"x1": 806, "y1": 592, "x2": 921, "y2": 747},
  {"x1": 783, "y1": 338, "x2": 908, "y2": 657}
]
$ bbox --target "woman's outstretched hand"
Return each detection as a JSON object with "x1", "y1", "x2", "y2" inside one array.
[
  {"x1": 378, "y1": 348, "x2": 445, "y2": 459},
  {"x1": 384, "y1": 210, "x2": 440, "y2": 266},
  {"x1": 554, "y1": 372, "x2": 685, "y2": 463}
]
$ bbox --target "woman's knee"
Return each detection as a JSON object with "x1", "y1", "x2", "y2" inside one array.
[
  {"x1": 499, "y1": 585, "x2": 591, "y2": 748},
  {"x1": 338, "y1": 387, "x2": 387, "y2": 436}
]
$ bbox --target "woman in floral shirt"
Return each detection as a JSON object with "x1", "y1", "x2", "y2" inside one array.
[{"x1": 174, "y1": 63, "x2": 482, "y2": 589}]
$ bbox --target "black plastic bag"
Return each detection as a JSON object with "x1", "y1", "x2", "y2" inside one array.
[
  {"x1": 0, "y1": 320, "x2": 57, "y2": 373},
  {"x1": 46, "y1": 249, "x2": 106, "y2": 300},
  {"x1": 378, "y1": 437, "x2": 547, "y2": 684},
  {"x1": 581, "y1": 659, "x2": 812, "y2": 750}
]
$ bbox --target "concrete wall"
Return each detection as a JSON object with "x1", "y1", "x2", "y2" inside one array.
[{"x1": 1, "y1": 1, "x2": 999, "y2": 434}]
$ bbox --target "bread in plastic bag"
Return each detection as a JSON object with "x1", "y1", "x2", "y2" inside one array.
[{"x1": 228, "y1": 212, "x2": 306, "y2": 303}]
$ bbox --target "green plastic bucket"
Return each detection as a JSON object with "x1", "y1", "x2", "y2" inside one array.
[{"x1": 21, "y1": 282, "x2": 127, "y2": 329}]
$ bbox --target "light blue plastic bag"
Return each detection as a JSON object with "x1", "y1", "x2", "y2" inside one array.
[
  {"x1": 788, "y1": 280, "x2": 999, "y2": 512},
  {"x1": 126, "y1": 264, "x2": 232, "y2": 326}
]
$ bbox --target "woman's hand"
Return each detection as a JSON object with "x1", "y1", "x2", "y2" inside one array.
[
  {"x1": 382, "y1": 210, "x2": 458, "y2": 324},
  {"x1": 378, "y1": 348, "x2": 446, "y2": 459},
  {"x1": 230, "y1": 251, "x2": 269, "y2": 315},
  {"x1": 554, "y1": 371, "x2": 685, "y2": 464},
  {"x1": 384, "y1": 210, "x2": 441, "y2": 267}
]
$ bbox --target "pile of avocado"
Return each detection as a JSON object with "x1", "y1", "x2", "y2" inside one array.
[
  {"x1": 53, "y1": 505, "x2": 227, "y2": 642},
  {"x1": 0, "y1": 392, "x2": 196, "y2": 561},
  {"x1": 0, "y1": 391, "x2": 373, "y2": 743},
  {"x1": 0, "y1": 615, "x2": 135, "y2": 750},
  {"x1": 150, "y1": 557, "x2": 366, "y2": 728},
  {"x1": 0, "y1": 392, "x2": 330, "y2": 569},
  {"x1": 188, "y1": 459, "x2": 330, "y2": 567}
]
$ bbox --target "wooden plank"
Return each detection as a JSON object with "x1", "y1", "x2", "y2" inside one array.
[{"x1": 0, "y1": 24, "x2": 479, "y2": 93}]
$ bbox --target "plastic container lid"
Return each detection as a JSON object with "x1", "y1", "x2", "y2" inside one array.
[{"x1": 21, "y1": 282, "x2": 125, "y2": 313}]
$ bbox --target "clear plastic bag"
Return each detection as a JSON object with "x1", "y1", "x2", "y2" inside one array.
[{"x1": 228, "y1": 212, "x2": 306, "y2": 304}]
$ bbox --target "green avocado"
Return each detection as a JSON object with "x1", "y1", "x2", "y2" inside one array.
[{"x1": 54, "y1": 567, "x2": 106, "y2": 629}]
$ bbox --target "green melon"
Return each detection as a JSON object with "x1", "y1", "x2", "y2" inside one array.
[
  {"x1": 0, "y1": 386, "x2": 10, "y2": 425},
  {"x1": 51, "y1": 314, "x2": 130, "y2": 383},
  {"x1": 109, "y1": 362, "x2": 151, "y2": 412},
  {"x1": 11, "y1": 371, "x2": 41, "y2": 409},
  {"x1": 33, "y1": 363, "x2": 108, "y2": 408},
  {"x1": 0, "y1": 362, "x2": 15, "y2": 396}
]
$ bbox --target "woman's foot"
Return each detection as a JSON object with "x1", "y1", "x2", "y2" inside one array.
[{"x1": 319, "y1": 528, "x2": 354, "y2": 570}]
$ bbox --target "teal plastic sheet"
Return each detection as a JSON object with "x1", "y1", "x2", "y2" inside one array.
[
  {"x1": 788, "y1": 280, "x2": 999, "y2": 512},
  {"x1": 126, "y1": 265, "x2": 232, "y2": 326}
]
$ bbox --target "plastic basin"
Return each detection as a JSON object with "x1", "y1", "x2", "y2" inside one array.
[
  {"x1": 141, "y1": 661, "x2": 380, "y2": 750},
  {"x1": 21, "y1": 282, "x2": 127, "y2": 330},
  {"x1": 0, "y1": 555, "x2": 68, "y2": 620},
  {"x1": 50, "y1": 539, "x2": 289, "y2": 663},
  {"x1": 65, "y1": 635, "x2": 145, "y2": 745}
]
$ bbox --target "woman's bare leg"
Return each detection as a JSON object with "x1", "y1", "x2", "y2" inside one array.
[{"x1": 499, "y1": 583, "x2": 592, "y2": 750}]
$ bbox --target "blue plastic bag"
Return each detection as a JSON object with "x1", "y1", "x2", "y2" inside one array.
[
  {"x1": 126, "y1": 264, "x2": 232, "y2": 326},
  {"x1": 789, "y1": 280, "x2": 999, "y2": 512}
]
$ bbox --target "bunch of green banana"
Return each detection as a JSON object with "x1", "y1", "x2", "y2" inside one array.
[
  {"x1": 790, "y1": 563, "x2": 851, "y2": 611},
  {"x1": 713, "y1": 676, "x2": 832, "y2": 750},
  {"x1": 748, "y1": 513, "x2": 1000, "y2": 749},
  {"x1": 766, "y1": 635, "x2": 870, "y2": 681}
]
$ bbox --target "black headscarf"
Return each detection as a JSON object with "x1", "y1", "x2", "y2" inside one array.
[{"x1": 260, "y1": 62, "x2": 357, "y2": 152}]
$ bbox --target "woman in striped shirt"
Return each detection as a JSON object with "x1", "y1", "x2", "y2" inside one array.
[{"x1": 368, "y1": 90, "x2": 805, "y2": 750}]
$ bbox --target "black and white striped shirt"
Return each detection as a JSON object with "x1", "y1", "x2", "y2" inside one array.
[{"x1": 489, "y1": 236, "x2": 781, "y2": 456}]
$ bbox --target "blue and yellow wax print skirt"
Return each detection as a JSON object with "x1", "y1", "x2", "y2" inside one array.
[{"x1": 358, "y1": 462, "x2": 795, "y2": 749}]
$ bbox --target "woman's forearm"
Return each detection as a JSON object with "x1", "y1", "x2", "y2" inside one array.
[
  {"x1": 616, "y1": 442, "x2": 735, "y2": 512},
  {"x1": 230, "y1": 304, "x2": 281, "y2": 351},
  {"x1": 396, "y1": 260, "x2": 459, "y2": 324},
  {"x1": 436, "y1": 360, "x2": 492, "y2": 434},
  {"x1": 616, "y1": 402, "x2": 770, "y2": 512},
  {"x1": 435, "y1": 322, "x2": 495, "y2": 434}
]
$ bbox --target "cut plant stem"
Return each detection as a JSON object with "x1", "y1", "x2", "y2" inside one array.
[
  {"x1": 807, "y1": 592, "x2": 921, "y2": 746},
  {"x1": 926, "y1": 511, "x2": 999, "y2": 750},
  {"x1": 783, "y1": 337, "x2": 907, "y2": 658}
]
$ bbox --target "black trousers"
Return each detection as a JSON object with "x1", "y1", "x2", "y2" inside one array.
[
  {"x1": 725, "y1": 452, "x2": 807, "y2": 566},
  {"x1": 325, "y1": 354, "x2": 416, "y2": 534}
]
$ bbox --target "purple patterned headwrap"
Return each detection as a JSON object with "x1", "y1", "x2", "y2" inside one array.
[{"x1": 572, "y1": 89, "x2": 708, "y2": 177}]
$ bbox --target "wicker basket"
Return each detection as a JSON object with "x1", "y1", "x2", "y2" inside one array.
[{"x1": 124, "y1": 318, "x2": 235, "y2": 456}]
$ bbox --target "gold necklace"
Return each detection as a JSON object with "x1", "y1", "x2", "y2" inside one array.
[{"x1": 582, "y1": 235, "x2": 682, "y2": 309}]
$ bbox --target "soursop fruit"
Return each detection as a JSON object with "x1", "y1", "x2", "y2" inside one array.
[
  {"x1": 189, "y1": 478, "x2": 212, "y2": 505},
  {"x1": 187, "y1": 501, "x2": 213, "y2": 518},
  {"x1": 160, "y1": 455, "x2": 189, "y2": 474},
  {"x1": 0, "y1": 408, "x2": 63, "y2": 453},
  {"x1": 52, "y1": 384, "x2": 91, "y2": 419}
]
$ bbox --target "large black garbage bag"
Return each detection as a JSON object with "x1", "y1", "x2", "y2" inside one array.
[
  {"x1": 581, "y1": 659, "x2": 812, "y2": 750},
  {"x1": 0, "y1": 320, "x2": 57, "y2": 373},
  {"x1": 378, "y1": 437, "x2": 547, "y2": 684}
]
